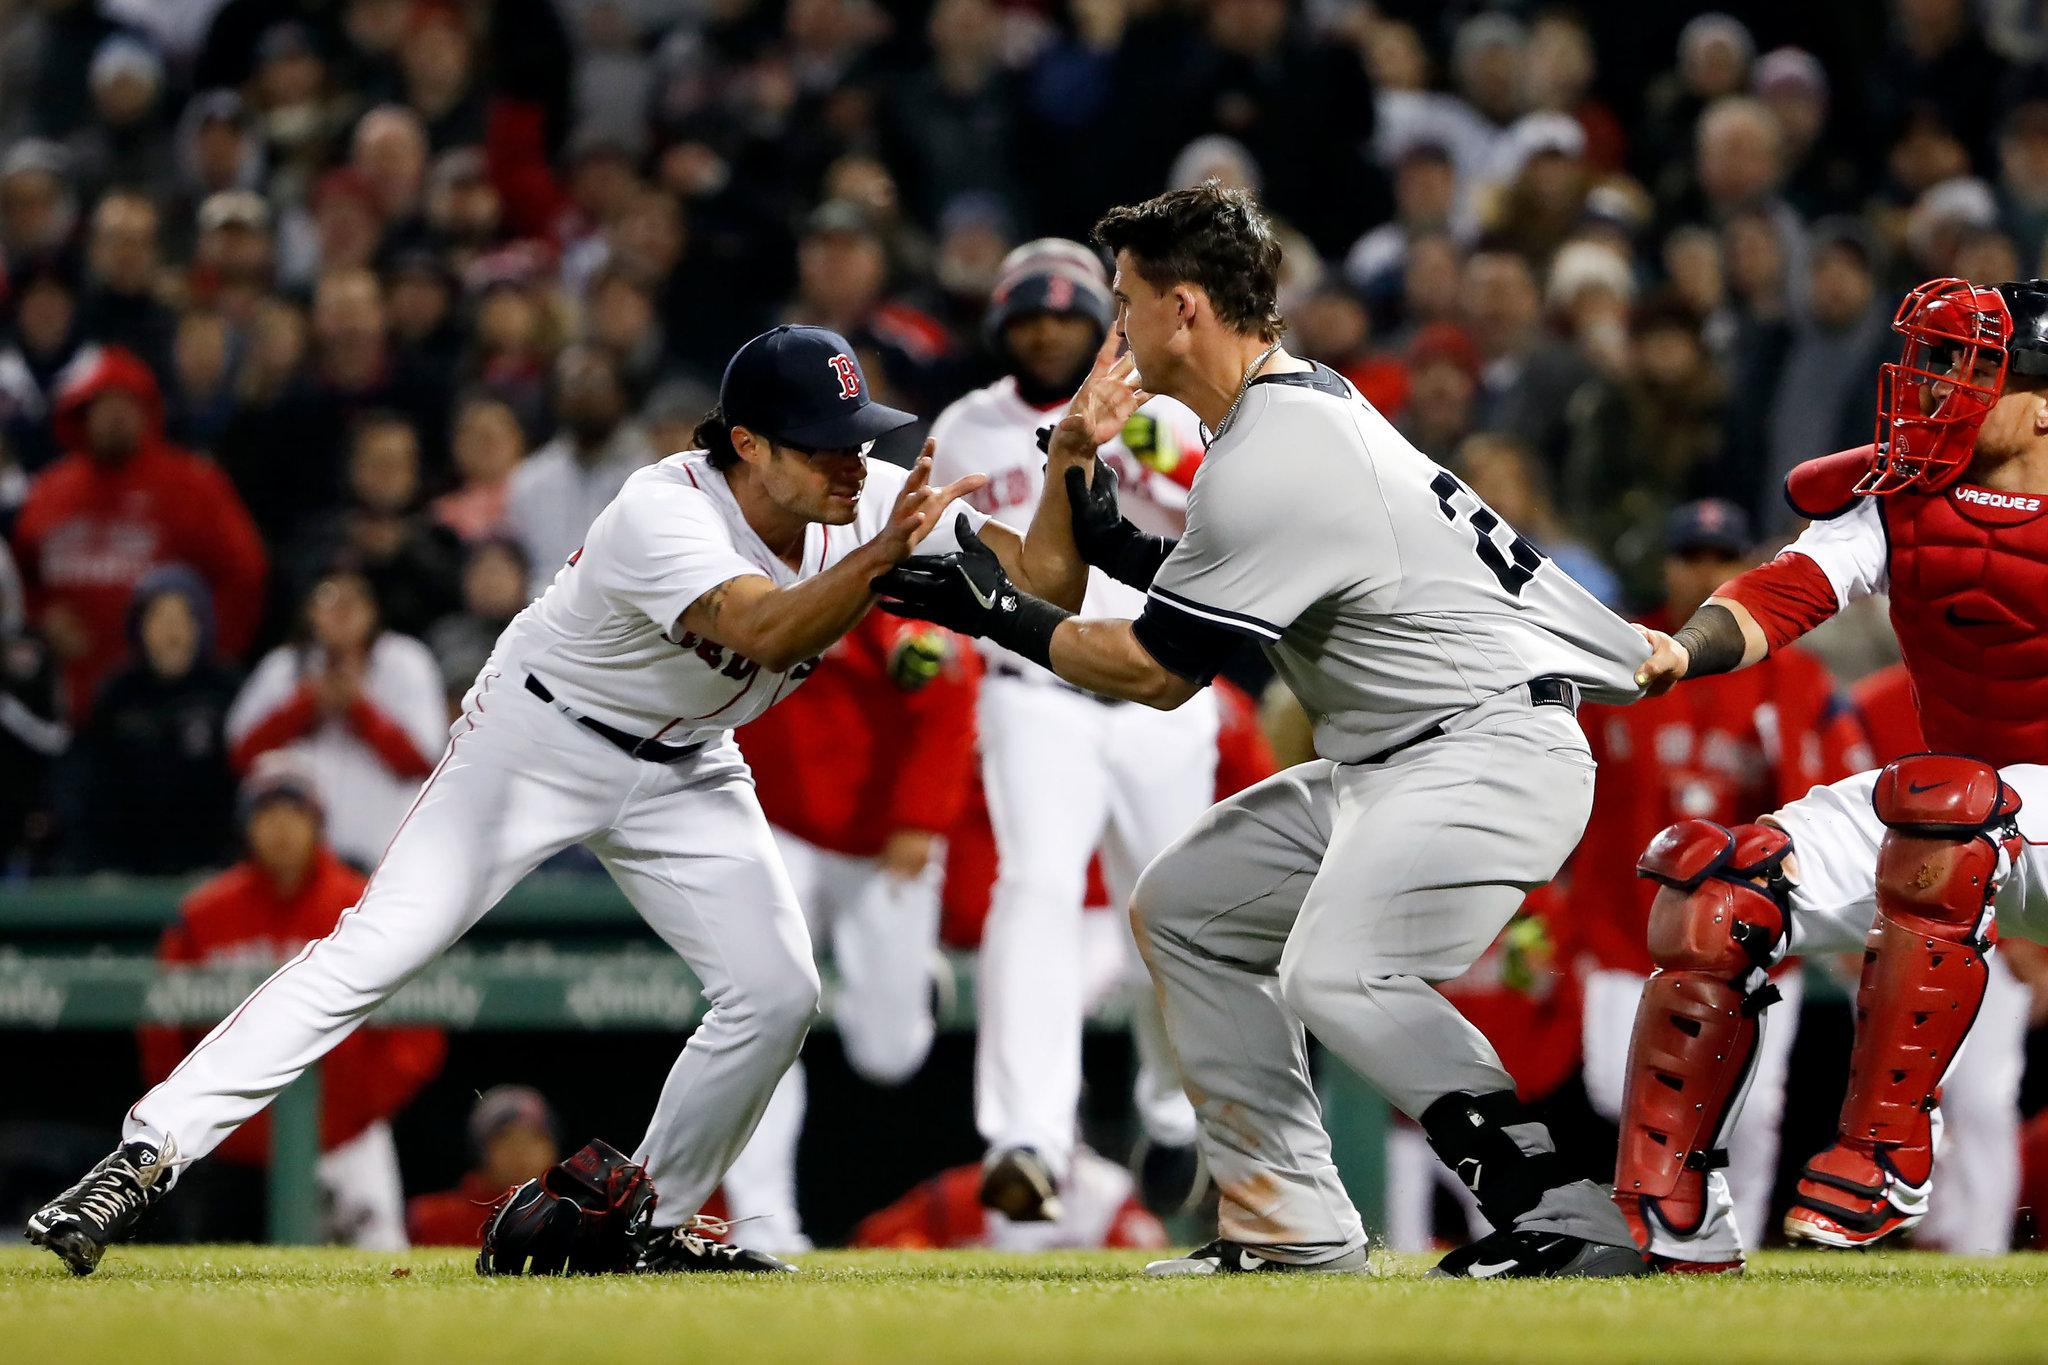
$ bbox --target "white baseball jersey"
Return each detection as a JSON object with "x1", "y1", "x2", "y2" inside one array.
[
  {"x1": 479, "y1": 451, "x2": 990, "y2": 745},
  {"x1": 929, "y1": 377, "x2": 1203, "y2": 680},
  {"x1": 1145, "y1": 364, "x2": 1649, "y2": 762}
]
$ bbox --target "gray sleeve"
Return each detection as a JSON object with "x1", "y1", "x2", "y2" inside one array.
[{"x1": 1147, "y1": 459, "x2": 1372, "y2": 641}]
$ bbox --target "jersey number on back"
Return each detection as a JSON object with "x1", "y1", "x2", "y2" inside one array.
[{"x1": 1429, "y1": 472, "x2": 1546, "y2": 597}]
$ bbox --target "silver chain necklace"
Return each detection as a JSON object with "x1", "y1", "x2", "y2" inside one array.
[{"x1": 1205, "y1": 341, "x2": 1284, "y2": 448}]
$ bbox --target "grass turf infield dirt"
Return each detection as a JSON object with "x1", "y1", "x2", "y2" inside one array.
[{"x1": 5, "y1": 1246, "x2": 2048, "y2": 1363}]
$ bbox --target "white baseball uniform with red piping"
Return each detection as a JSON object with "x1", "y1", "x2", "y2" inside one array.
[{"x1": 125, "y1": 452, "x2": 988, "y2": 1230}]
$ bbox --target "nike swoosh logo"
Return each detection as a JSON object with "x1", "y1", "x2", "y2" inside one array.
[
  {"x1": 1908, "y1": 780, "x2": 1949, "y2": 795},
  {"x1": 1468, "y1": 1260, "x2": 1516, "y2": 1278},
  {"x1": 961, "y1": 571, "x2": 997, "y2": 611},
  {"x1": 1945, "y1": 605, "x2": 2001, "y2": 627},
  {"x1": 1238, "y1": 1252, "x2": 1266, "y2": 1271}
]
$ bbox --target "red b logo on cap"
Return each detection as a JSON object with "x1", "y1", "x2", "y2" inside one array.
[{"x1": 828, "y1": 353, "x2": 860, "y2": 400}]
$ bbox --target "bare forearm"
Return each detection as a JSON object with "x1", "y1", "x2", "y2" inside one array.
[
  {"x1": 1046, "y1": 617, "x2": 1201, "y2": 709},
  {"x1": 1018, "y1": 449, "x2": 1091, "y2": 610},
  {"x1": 690, "y1": 546, "x2": 890, "y2": 672}
]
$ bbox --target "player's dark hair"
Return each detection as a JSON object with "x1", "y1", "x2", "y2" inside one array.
[
  {"x1": 1092, "y1": 181, "x2": 1285, "y2": 340},
  {"x1": 695, "y1": 404, "x2": 740, "y2": 470}
]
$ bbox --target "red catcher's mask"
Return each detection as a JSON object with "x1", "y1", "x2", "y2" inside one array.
[{"x1": 1863, "y1": 278, "x2": 2013, "y2": 495}]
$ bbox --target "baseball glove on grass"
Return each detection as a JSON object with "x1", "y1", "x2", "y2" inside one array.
[{"x1": 476, "y1": 1139, "x2": 657, "y2": 1275}]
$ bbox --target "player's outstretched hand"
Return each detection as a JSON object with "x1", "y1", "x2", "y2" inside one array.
[
  {"x1": 879, "y1": 445, "x2": 987, "y2": 561},
  {"x1": 1049, "y1": 330, "x2": 1151, "y2": 465},
  {"x1": 870, "y1": 515, "x2": 1018, "y2": 639},
  {"x1": 1633, "y1": 625, "x2": 1690, "y2": 697}
]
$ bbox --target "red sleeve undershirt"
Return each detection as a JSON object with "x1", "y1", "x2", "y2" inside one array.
[
  {"x1": 346, "y1": 698, "x2": 436, "y2": 779},
  {"x1": 230, "y1": 683, "x2": 321, "y2": 774},
  {"x1": 230, "y1": 687, "x2": 434, "y2": 779},
  {"x1": 1713, "y1": 551, "x2": 1842, "y2": 652}
]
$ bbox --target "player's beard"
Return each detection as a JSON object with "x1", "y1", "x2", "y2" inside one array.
[{"x1": 1013, "y1": 350, "x2": 1097, "y2": 408}]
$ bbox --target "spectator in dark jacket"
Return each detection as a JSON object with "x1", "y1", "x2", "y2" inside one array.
[
  {"x1": 425, "y1": 536, "x2": 528, "y2": 710},
  {"x1": 0, "y1": 257, "x2": 87, "y2": 476},
  {"x1": 62, "y1": 564, "x2": 240, "y2": 874},
  {"x1": 0, "y1": 540, "x2": 67, "y2": 875},
  {"x1": 218, "y1": 267, "x2": 447, "y2": 543},
  {"x1": 77, "y1": 190, "x2": 178, "y2": 383},
  {"x1": 1755, "y1": 219, "x2": 1895, "y2": 531},
  {"x1": 281, "y1": 411, "x2": 463, "y2": 641}
]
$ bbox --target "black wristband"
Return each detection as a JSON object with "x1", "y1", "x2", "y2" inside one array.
[
  {"x1": 1671, "y1": 602, "x2": 1746, "y2": 678},
  {"x1": 986, "y1": 593, "x2": 1070, "y2": 669},
  {"x1": 1099, "y1": 525, "x2": 1177, "y2": 591}
]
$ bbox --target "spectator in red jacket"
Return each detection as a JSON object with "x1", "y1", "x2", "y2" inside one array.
[
  {"x1": 407, "y1": 1085, "x2": 560, "y2": 1248},
  {"x1": 722, "y1": 610, "x2": 981, "y2": 1254},
  {"x1": 138, "y1": 753, "x2": 446, "y2": 1248},
  {"x1": 10, "y1": 344, "x2": 267, "y2": 721}
]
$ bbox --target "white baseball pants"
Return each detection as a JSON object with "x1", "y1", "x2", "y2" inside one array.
[
  {"x1": 1642, "y1": 763, "x2": 2048, "y2": 1263},
  {"x1": 127, "y1": 670, "x2": 820, "y2": 1230},
  {"x1": 974, "y1": 676, "x2": 1218, "y2": 1176},
  {"x1": 722, "y1": 829, "x2": 943, "y2": 1252},
  {"x1": 1921, "y1": 953, "x2": 2028, "y2": 1253}
]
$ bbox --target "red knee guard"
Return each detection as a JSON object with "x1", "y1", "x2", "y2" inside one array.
[
  {"x1": 1788, "y1": 755, "x2": 2019, "y2": 1247},
  {"x1": 1614, "y1": 820, "x2": 1792, "y2": 1242}
]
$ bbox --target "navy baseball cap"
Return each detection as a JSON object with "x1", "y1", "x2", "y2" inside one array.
[
  {"x1": 719, "y1": 325, "x2": 915, "y2": 449},
  {"x1": 1666, "y1": 498, "x2": 1752, "y2": 556}
]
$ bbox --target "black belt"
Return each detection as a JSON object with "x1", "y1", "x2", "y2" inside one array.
[
  {"x1": 525, "y1": 674, "x2": 706, "y2": 764},
  {"x1": 1355, "y1": 675, "x2": 1581, "y2": 766},
  {"x1": 990, "y1": 661, "x2": 1123, "y2": 706}
]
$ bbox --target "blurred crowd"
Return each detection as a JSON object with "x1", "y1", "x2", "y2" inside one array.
[{"x1": 10, "y1": 0, "x2": 2048, "y2": 869}]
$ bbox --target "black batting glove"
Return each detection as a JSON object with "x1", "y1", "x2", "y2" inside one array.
[
  {"x1": 872, "y1": 516, "x2": 1070, "y2": 667},
  {"x1": 1063, "y1": 463, "x2": 1176, "y2": 590}
]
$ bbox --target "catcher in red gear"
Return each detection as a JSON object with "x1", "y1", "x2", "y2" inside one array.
[{"x1": 1619, "y1": 278, "x2": 2048, "y2": 1269}]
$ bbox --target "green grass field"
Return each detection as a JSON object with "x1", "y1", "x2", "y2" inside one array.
[{"x1": 6, "y1": 1246, "x2": 2048, "y2": 1363}]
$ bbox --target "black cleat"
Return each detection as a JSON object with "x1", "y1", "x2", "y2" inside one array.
[
  {"x1": 1428, "y1": 1228, "x2": 1648, "y2": 1280},
  {"x1": 25, "y1": 1139, "x2": 177, "y2": 1276},
  {"x1": 634, "y1": 1216, "x2": 798, "y2": 1274},
  {"x1": 1145, "y1": 1238, "x2": 1370, "y2": 1276},
  {"x1": 1133, "y1": 1138, "x2": 1211, "y2": 1218},
  {"x1": 979, "y1": 1146, "x2": 1063, "y2": 1223}
]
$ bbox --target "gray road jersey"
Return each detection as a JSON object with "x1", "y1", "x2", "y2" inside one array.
[{"x1": 1148, "y1": 364, "x2": 1648, "y2": 762}]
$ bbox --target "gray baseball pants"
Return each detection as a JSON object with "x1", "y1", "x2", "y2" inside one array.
[{"x1": 1132, "y1": 689, "x2": 1635, "y2": 1261}]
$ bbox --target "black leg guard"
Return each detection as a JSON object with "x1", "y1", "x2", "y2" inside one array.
[{"x1": 1421, "y1": 1089, "x2": 1565, "y2": 1230}]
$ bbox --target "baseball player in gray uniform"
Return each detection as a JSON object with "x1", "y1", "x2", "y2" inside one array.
[{"x1": 874, "y1": 184, "x2": 1653, "y2": 1278}]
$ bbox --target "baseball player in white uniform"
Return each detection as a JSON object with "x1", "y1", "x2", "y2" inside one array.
[
  {"x1": 27, "y1": 325, "x2": 1097, "y2": 1278},
  {"x1": 929, "y1": 239, "x2": 1216, "y2": 1220},
  {"x1": 875, "y1": 184, "x2": 1652, "y2": 1278}
]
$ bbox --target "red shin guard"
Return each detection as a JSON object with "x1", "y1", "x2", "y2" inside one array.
[
  {"x1": 1788, "y1": 754, "x2": 2020, "y2": 1247},
  {"x1": 1614, "y1": 821, "x2": 1791, "y2": 1243}
]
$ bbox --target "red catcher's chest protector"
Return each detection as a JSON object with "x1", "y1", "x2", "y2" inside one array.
[{"x1": 1883, "y1": 481, "x2": 2048, "y2": 764}]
